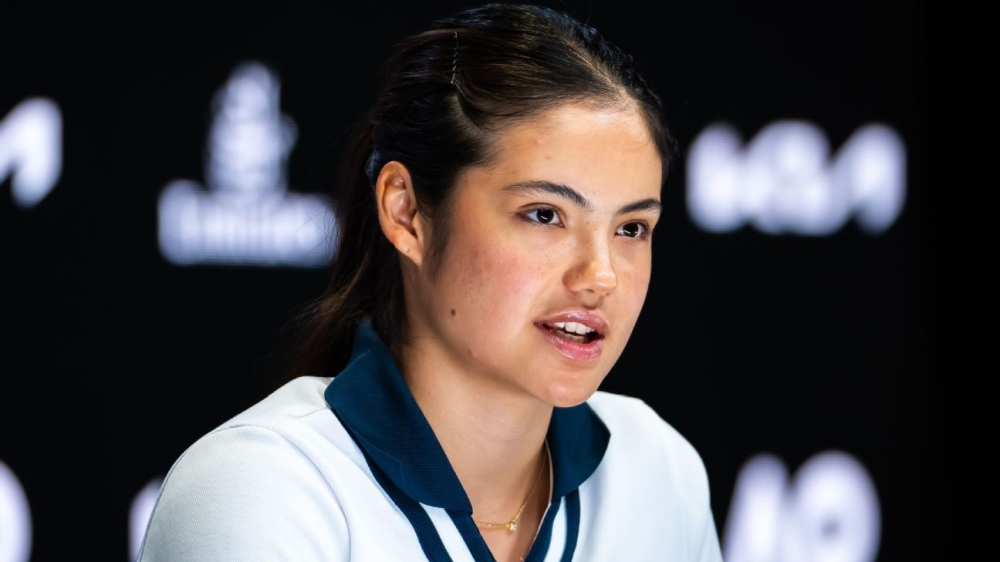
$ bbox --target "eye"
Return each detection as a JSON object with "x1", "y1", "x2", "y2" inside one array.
[
  {"x1": 616, "y1": 222, "x2": 649, "y2": 239},
  {"x1": 523, "y1": 208, "x2": 562, "y2": 226}
]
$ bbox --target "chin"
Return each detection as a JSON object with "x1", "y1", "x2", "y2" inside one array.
[
  {"x1": 543, "y1": 378, "x2": 604, "y2": 409},
  {"x1": 549, "y1": 395, "x2": 594, "y2": 409}
]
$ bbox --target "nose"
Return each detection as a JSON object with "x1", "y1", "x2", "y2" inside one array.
[{"x1": 563, "y1": 236, "x2": 618, "y2": 300}]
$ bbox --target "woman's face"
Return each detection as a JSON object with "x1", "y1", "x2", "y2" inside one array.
[{"x1": 407, "y1": 102, "x2": 663, "y2": 408}]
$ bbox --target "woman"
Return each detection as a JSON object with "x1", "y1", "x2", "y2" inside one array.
[{"x1": 138, "y1": 4, "x2": 723, "y2": 561}]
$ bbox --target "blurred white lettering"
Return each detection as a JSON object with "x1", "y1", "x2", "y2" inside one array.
[
  {"x1": 0, "y1": 98, "x2": 62, "y2": 209},
  {"x1": 158, "y1": 62, "x2": 337, "y2": 267},
  {"x1": 687, "y1": 121, "x2": 905, "y2": 235},
  {"x1": 129, "y1": 478, "x2": 162, "y2": 561},
  {"x1": 0, "y1": 461, "x2": 31, "y2": 562},
  {"x1": 722, "y1": 450, "x2": 881, "y2": 562}
]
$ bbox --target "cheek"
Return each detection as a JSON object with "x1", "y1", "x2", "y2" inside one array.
[
  {"x1": 618, "y1": 253, "x2": 653, "y2": 311},
  {"x1": 443, "y1": 228, "x2": 552, "y2": 324}
]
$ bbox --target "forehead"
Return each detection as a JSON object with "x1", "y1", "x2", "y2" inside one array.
[{"x1": 466, "y1": 102, "x2": 663, "y2": 203}]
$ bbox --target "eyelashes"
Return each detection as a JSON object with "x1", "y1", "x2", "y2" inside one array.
[
  {"x1": 522, "y1": 207, "x2": 561, "y2": 226},
  {"x1": 518, "y1": 207, "x2": 652, "y2": 240},
  {"x1": 616, "y1": 222, "x2": 650, "y2": 240}
]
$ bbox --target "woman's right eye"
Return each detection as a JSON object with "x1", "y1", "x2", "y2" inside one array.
[{"x1": 523, "y1": 208, "x2": 562, "y2": 226}]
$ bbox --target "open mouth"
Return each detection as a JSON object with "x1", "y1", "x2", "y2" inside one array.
[{"x1": 541, "y1": 321, "x2": 604, "y2": 344}]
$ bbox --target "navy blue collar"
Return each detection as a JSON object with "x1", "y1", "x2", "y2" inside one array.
[{"x1": 324, "y1": 320, "x2": 610, "y2": 512}]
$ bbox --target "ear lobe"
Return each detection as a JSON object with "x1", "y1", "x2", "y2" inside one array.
[{"x1": 374, "y1": 161, "x2": 427, "y2": 267}]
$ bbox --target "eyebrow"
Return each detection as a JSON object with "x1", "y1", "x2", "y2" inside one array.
[{"x1": 502, "y1": 180, "x2": 661, "y2": 216}]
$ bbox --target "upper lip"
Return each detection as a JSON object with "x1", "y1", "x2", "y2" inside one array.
[{"x1": 536, "y1": 310, "x2": 608, "y2": 337}]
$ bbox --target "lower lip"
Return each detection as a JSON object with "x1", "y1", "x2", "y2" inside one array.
[{"x1": 535, "y1": 323, "x2": 603, "y2": 362}]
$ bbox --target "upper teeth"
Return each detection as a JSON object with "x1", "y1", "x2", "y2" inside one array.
[{"x1": 552, "y1": 321, "x2": 595, "y2": 335}]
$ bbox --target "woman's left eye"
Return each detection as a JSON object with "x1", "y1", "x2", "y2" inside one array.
[
  {"x1": 616, "y1": 222, "x2": 649, "y2": 239},
  {"x1": 523, "y1": 208, "x2": 562, "y2": 225}
]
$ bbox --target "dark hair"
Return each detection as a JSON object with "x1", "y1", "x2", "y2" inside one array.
[{"x1": 284, "y1": 3, "x2": 677, "y2": 380}]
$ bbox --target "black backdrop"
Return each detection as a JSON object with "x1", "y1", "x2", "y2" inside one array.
[{"x1": 2, "y1": 1, "x2": 927, "y2": 560}]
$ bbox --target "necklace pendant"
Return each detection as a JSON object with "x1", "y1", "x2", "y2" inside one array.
[{"x1": 508, "y1": 522, "x2": 517, "y2": 532}]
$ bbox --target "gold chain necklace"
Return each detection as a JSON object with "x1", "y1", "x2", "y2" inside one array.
[{"x1": 473, "y1": 452, "x2": 548, "y2": 532}]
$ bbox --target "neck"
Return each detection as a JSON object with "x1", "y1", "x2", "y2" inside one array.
[{"x1": 399, "y1": 332, "x2": 552, "y2": 517}]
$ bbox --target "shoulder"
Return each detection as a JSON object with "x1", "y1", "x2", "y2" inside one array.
[
  {"x1": 165, "y1": 376, "x2": 343, "y2": 478},
  {"x1": 160, "y1": 374, "x2": 341, "y2": 486},
  {"x1": 586, "y1": 390, "x2": 712, "y2": 508},
  {"x1": 224, "y1": 375, "x2": 334, "y2": 429},
  {"x1": 583, "y1": 391, "x2": 723, "y2": 561},
  {"x1": 587, "y1": 391, "x2": 704, "y2": 466},
  {"x1": 137, "y1": 376, "x2": 351, "y2": 561}
]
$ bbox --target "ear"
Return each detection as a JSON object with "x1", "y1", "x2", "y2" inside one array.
[{"x1": 374, "y1": 161, "x2": 429, "y2": 267}]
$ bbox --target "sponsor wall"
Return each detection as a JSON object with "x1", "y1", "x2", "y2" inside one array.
[{"x1": 1, "y1": 1, "x2": 927, "y2": 560}]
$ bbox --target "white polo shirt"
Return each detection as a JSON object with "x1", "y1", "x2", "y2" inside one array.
[{"x1": 137, "y1": 322, "x2": 723, "y2": 561}]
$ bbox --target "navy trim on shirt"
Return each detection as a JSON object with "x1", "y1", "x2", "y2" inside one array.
[
  {"x1": 524, "y1": 497, "x2": 564, "y2": 562},
  {"x1": 560, "y1": 492, "x2": 581, "y2": 562},
  {"x1": 325, "y1": 319, "x2": 609, "y2": 560},
  {"x1": 351, "y1": 430, "x2": 455, "y2": 562},
  {"x1": 450, "y1": 511, "x2": 500, "y2": 561}
]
